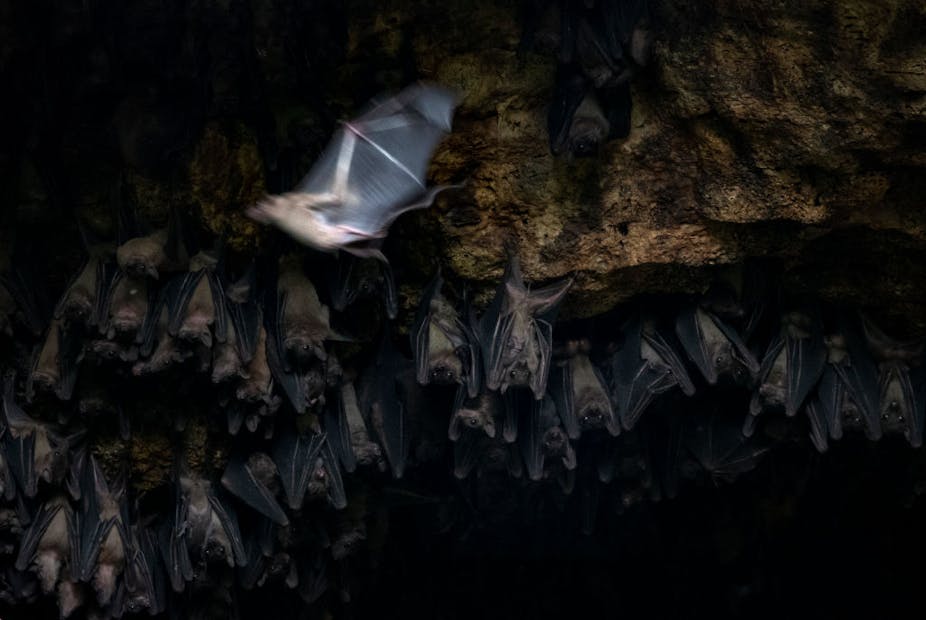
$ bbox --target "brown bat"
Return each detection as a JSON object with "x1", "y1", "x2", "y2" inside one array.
[
  {"x1": 274, "y1": 255, "x2": 341, "y2": 367},
  {"x1": 100, "y1": 272, "x2": 151, "y2": 342},
  {"x1": 479, "y1": 254, "x2": 573, "y2": 399},
  {"x1": 169, "y1": 250, "x2": 228, "y2": 349},
  {"x1": 116, "y1": 207, "x2": 188, "y2": 280},
  {"x1": 28, "y1": 318, "x2": 82, "y2": 401},
  {"x1": 549, "y1": 338, "x2": 617, "y2": 437}
]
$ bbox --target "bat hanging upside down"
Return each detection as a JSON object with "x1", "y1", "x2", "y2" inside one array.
[{"x1": 247, "y1": 82, "x2": 460, "y2": 262}]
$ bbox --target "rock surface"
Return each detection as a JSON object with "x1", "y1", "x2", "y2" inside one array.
[{"x1": 1, "y1": 0, "x2": 924, "y2": 323}]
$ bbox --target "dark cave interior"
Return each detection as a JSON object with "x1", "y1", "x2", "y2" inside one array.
[{"x1": 2, "y1": 1, "x2": 926, "y2": 619}]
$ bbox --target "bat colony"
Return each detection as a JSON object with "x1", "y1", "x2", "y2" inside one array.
[{"x1": 1, "y1": 3, "x2": 924, "y2": 619}]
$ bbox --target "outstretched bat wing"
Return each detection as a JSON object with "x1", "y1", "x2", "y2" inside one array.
[{"x1": 295, "y1": 83, "x2": 458, "y2": 235}]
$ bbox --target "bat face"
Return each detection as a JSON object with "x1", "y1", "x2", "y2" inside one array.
[
  {"x1": 413, "y1": 272, "x2": 482, "y2": 397},
  {"x1": 449, "y1": 390, "x2": 499, "y2": 441},
  {"x1": 676, "y1": 305, "x2": 759, "y2": 386},
  {"x1": 877, "y1": 363, "x2": 924, "y2": 447},
  {"x1": 564, "y1": 92, "x2": 611, "y2": 157},
  {"x1": 861, "y1": 316, "x2": 924, "y2": 446},
  {"x1": 116, "y1": 229, "x2": 169, "y2": 279},
  {"x1": 178, "y1": 475, "x2": 244, "y2": 569},
  {"x1": 87, "y1": 338, "x2": 138, "y2": 364}
]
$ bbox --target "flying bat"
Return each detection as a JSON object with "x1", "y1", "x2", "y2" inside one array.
[
  {"x1": 862, "y1": 316, "x2": 926, "y2": 448},
  {"x1": 609, "y1": 313, "x2": 694, "y2": 431},
  {"x1": 479, "y1": 254, "x2": 572, "y2": 399},
  {"x1": 675, "y1": 303, "x2": 760, "y2": 386},
  {"x1": 747, "y1": 310, "x2": 826, "y2": 428},
  {"x1": 247, "y1": 82, "x2": 460, "y2": 262},
  {"x1": 549, "y1": 338, "x2": 616, "y2": 438},
  {"x1": 412, "y1": 270, "x2": 481, "y2": 398}
]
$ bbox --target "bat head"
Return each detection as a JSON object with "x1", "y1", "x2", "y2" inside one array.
[
  {"x1": 284, "y1": 331, "x2": 328, "y2": 367},
  {"x1": 542, "y1": 426, "x2": 569, "y2": 457},
  {"x1": 117, "y1": 239, "x2": 162, "y2": 280},
  {"x1": 429, "y1": 352, "x2": 463, "y2": 385},
  {"x1": 331, "y1": 528, "x2": 366, "y2": 560},
  {"x1": 123, "y1": 588, "x2": 152, "y2": 615},
  {"x1": 576, "y1": 396, "x2": 613, "y2": 432},
  {"x1": 202, "y1": 538, "x2": 229, "y2": 564},
  {"x1": 355, "y1": 441, "x2": 385, "y2": 469},
  {"x1": 455, "y1": 407, "x2": 495, "y2": 438},
  {"x1": 266, "y1": 553, "x2": 292, "y2": 581},
  {"x1": 306, "y1": 457, "x2": 329, "y2": 500},
  {"x1": 60, "y1": 289, "x2": 95, "y2": 326}
]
